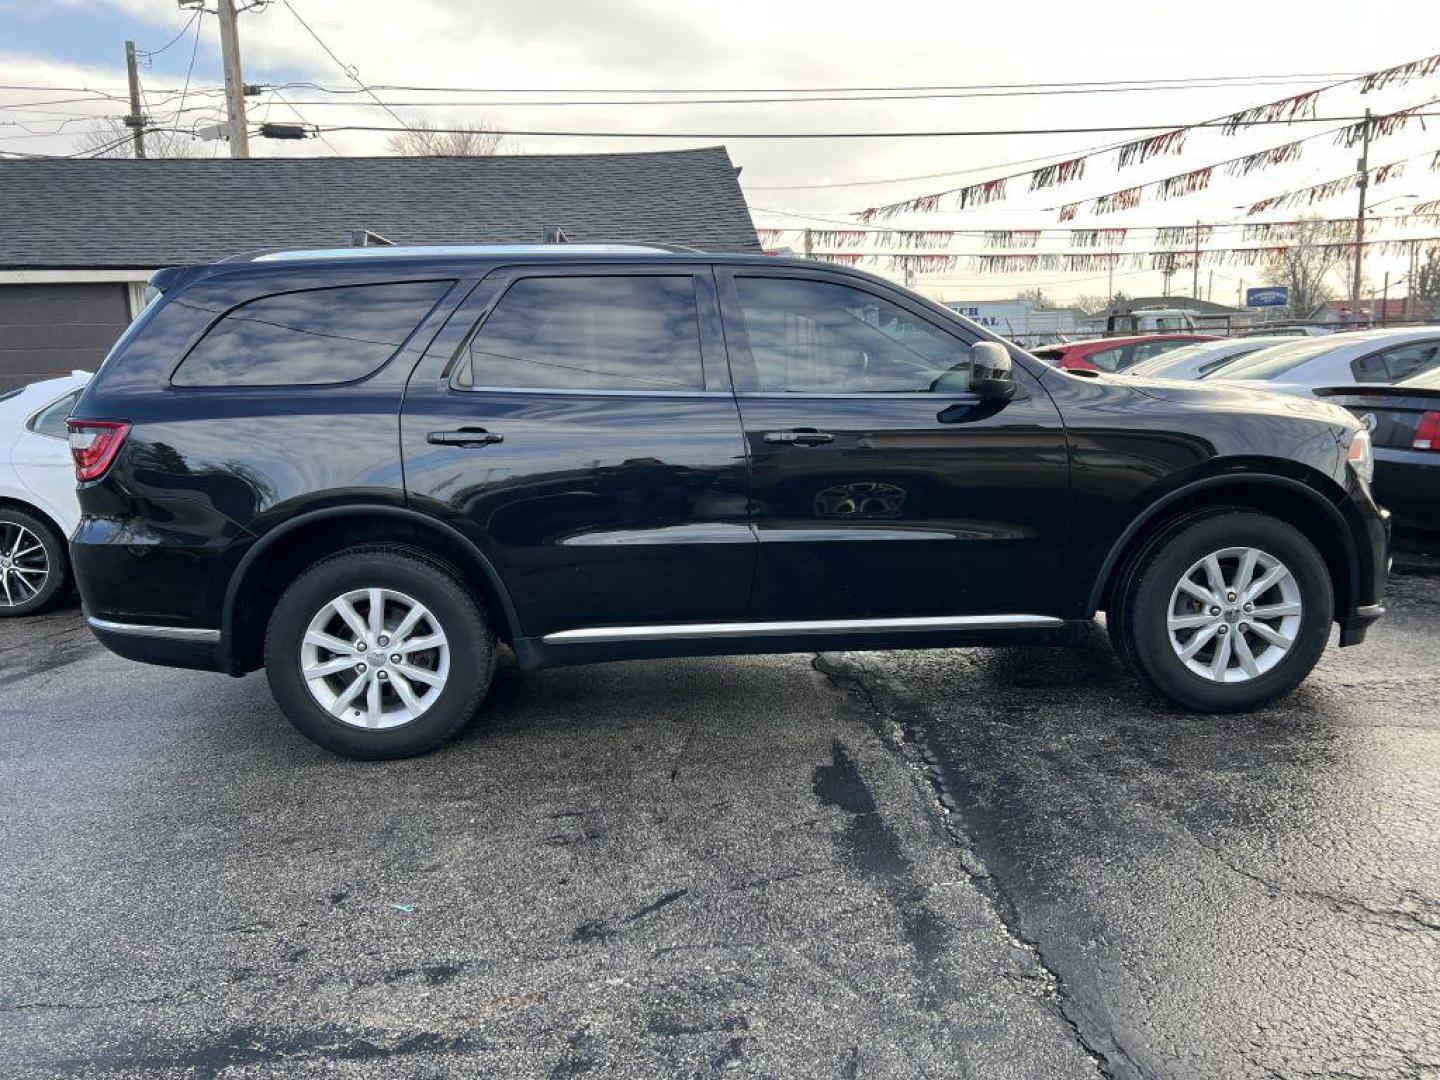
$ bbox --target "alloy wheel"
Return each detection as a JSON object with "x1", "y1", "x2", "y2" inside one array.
[
  {"x1": 1166, "y1": 546, "x2": 1303, "y2": 684},
  {"x1": 299, "y1": 587, "x2": 450, "y2": 729},
  {"x1": 0, "y1": 522, "x2": 49, "y2": 609}
]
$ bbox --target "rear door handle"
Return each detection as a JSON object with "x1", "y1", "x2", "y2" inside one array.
[
  {"x1": 764, "y1": 429, "x2": 834, "y2": 445},
  {"x1": 427, "y1": 428, "x2": 503, "y2": 447}
]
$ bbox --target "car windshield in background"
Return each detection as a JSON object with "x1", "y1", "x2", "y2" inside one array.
[
  {"x1": 1205, "y1": 337, "x2": 1340, "y2": 381},
  {"x1": 1127, "y1": 341, "x2": 1245, "y2": 377}
]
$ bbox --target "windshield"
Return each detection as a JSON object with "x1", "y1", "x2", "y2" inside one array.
[
  {"x1": 1205, "y1": 337, "x2": 1341, "y2": 381},
  {"x1": 1128, "y1": 341, "x2": 1237, "y2": 377}
]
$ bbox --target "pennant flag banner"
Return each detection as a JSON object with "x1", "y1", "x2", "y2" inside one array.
[
  {"x1": 810, "y1": 230, "x2": 869, "y2": 248},
  {"x1": 858, "y1": 193, "x2": 943, "y2": 222},
  {"x1": 1157, "y1": 166, "x2": 1214, "y2": 200},
  {"x1": 757, "y1": 229, "x2": 788, "y2": 246},
  {"x1": 1071, "y1": 228, "x2": 1127, "y2": 248},
  {"x1": 1155, "y1": 225, "x2": 1214, "y2": 248},
  {"x1": 1433, "y1": 150, "x2": 1440, "y2": 171},
  {"x1": 1372, "y1": 160, "x2": 1408, "y2": 184},
  {"x1": 809, "y1": 252, "x2": 866, "y2": 266},
  {"x1": 955, "y1": 178, "x2": 1009, "y2": 210},
  {"x1": 1094, "y1": 186, "x2": 1145, "y2": 215},
  {"x1": 1360, "y1": 52, "x2": 1440, "y2": 94},
  {"x1": 1248, "y1": 173, "x2": 1361, "y2": 215},
  {"x1": 983, "y1": 230, "x2": 1041, "y2": 249},
  {"x1": 1029, "y1": 157, "x2": 1087, "y2": 191},
  {"x1": 1058, "y1": 203, "x2": 1081, "y2": 223},
  {"x1": 1117, "y1": 127, "x2": 1187, "y2": 169},
  {"x1": 1241, "y1": 219, "x2": 1354, "y2": 244},
  {"x1": 1334, "y1": 102, "x2": 1432, "y2": 149},
  {"x1": 1418, "y1": 199, "x2": 1440, "y2": 215},
  {"x1": 886, "y1": 254, "x2": 963, "y2": 274},
  {"x1": 1225, "y1": 140, "x2": 1304, "y2": 178},
  {"x1": 881, "y1": 230, "x2": 957, "y2": 249},
  {"x1": 1220, "y1": 90, "x2": 1321, "y2": 135}
]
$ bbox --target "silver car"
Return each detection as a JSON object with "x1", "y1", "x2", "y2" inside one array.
[
  {"x1": 1125, "y1": 336, "x2": 1299, "y2": 381},
  {"x1": 1205, "y1": 328, "x2": 1440, "y2": 396}
]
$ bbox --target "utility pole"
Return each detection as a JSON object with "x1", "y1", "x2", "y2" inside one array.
[
  {"x1": 124, "y1": 40, "x2": 146, "y2": 158},
  {"x1": 1207, "y1": 269, "x2": 1214, "y2": 304},
  {"x1": 1349, "y1": 108, "x2": 1371, "y2": 321},
  {"x1": 1381, "y1": 271, "x2": 1390, "y2": 327},
  {"x1": 1191, "y1": 219, "x2": 1201, "y2": 299},
  {"x1": 216, "y1": 0, "x2": 250, "y2": 158},
  {"x1": 1106, "y1": 248, "x2": 1114, "y2": 300},
  {"x1": 802, "y1": 227, "x2": 812, "y2": 260}
]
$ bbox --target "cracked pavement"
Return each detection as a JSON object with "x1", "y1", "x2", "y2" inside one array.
[{"x1": 1, "y1": 567, "x2": 1438, "y2": 1078}]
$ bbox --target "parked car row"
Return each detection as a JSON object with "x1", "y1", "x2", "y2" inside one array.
[{"x1": 0, "y1": 372, "x2": 88, "y2": 616}]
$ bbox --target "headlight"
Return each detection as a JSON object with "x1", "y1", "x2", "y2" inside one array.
[{"x1": 1346, "y1": 427, "x2": 1374, "y2": 485}]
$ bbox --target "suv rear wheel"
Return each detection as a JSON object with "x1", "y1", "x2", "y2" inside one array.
[
  {"x1": 1115, "y1": 511, "x2": 1333, "y2": 712},
  {"x1": 264, "y1": 545, "x2": 495, "y2": 759},
  {"x1": 0, "y1": 507, "x2": 69, "y2": 617}
]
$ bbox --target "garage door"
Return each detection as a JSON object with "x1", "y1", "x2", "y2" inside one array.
[{"x1": 0, "y1": 283, "x2": 132, "y2": 392}]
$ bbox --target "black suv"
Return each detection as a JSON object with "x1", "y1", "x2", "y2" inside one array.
[{"x1": 68, "y1": 245, "x2": 1389, "y2": 759}]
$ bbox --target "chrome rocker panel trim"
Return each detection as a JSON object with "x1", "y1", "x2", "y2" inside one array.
[
  {"x1": 544, "y1": 614, "x2": 1064, "y2": 645},
  {"x1": 86, "y1": 616, "x2": 222, "y2": 643}
]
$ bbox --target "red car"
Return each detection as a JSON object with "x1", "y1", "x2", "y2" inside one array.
[{"x1": 1032, "y1": 334, "x2": 1218, "y2": 373}]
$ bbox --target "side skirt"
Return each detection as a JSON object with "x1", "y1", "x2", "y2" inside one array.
[{"x1": 511, "y1": 616, "x2": 1092, "y2": 670}]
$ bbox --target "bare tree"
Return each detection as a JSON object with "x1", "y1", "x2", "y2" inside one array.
[
  {"x1": 1413, "y1": 248, "x2": 1440, "y2": 317},
  {"x1": 1072, "y1": 293, "x2": 1109, "y2": 314},
  {"x1": 386, "y1": 118, "x2": 506, "y2": 156},
  {"x1": 1018, "y1": 286, "x2": 1051, "y2": 307},
  {"x1": 71, "y1": 117, "x2": 201, "y2": 159},
  {"x1": 1263, "y1": 215, "x2": 1342, "y2": 320}
]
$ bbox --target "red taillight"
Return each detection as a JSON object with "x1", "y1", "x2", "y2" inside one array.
[
  {"x1": 1414, "y1": 411, "x2": 1440, "y2": 451},
  {"x1": 66, "y1": 420, "x2": 131, "y2": 482}
]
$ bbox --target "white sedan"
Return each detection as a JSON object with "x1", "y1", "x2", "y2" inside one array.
[
  {"x1": 0, "y1": 372, "x2": 89, "y2": 616},
  {"x1": 1206, "y1": 328, "x2": 1440, "y2": 395}
]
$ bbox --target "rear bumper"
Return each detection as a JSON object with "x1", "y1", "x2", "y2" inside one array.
[
  {"x1": 85, "y1": 615, "x2": 226, "y2": 672},
  {"x1": 1373, "y1": 449, "x2": 1440, "y2": 532}
]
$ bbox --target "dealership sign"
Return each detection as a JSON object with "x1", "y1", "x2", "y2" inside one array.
[{"x1": 1245, "y1": 286, "x2": 1289, "y2": 308}]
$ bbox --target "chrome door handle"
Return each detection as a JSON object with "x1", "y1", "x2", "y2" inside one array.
[
  {"x1": 764, "y1": 430, "x2": 834, "y2": 445},
  {"x1": 427, "y1": 428, "x2": 503, "y2": 447}
]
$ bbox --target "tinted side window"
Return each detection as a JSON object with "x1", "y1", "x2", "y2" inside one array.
[
  {"x1": 28, "y1": 389, "x2": 82, "y2": 438},
  {"x1": 174, "y1": 281, "x2": 451, "y2": 386},
  {"x1": 734, "y1": 276, "x2": 968, "y2": 393},
  {"x1": 1084, "y1": 346, "x2": 1127, "y2": 372},
  {"x1": 462, "y1": 275, "x2": 704, "y2": 391},
  {"x1": 1352, "y1": 341, "x2": 1440, "y2": 383}
]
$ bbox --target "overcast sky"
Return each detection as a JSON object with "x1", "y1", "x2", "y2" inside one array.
[{"x1": 3, "y1": 0, "x2": 1437, "y2": 306}]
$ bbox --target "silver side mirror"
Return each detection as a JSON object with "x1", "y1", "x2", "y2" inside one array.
[{"x1": 971, "y1": 342, "x2": 1016, "y2": 400}]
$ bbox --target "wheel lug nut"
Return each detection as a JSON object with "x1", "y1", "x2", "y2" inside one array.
[
  {"x1": 1239, "y1": 623, "x2": 1249, "y2": 632},
  {"x1": 355, "y1": 663, "x2": 367, "y2": 673},
  {"x1": 378, "y1": 635, "x2": 390, "y2": 647},
  {"x1": 377, "y1": 670, "x2": 388, "y2": 681},
  {"x1": 1209, "y1": 606, "x2": 1221, "y2": 616},
  {"x1": 1226, "y1": 592, "x2": 1237, "y2": 602},
  {"x1": 1243, "y1": 602, "x2": 1254, "y2": 613},
  {"x1": 355, "y1": 641, "x2": 366, "y2": 652},
  {"x1": 1217, "y1": 625, "x2": 1229, "y2": 635},
  {"x1": 390, "y1": 654, "x2": 402, "y2": 664}
]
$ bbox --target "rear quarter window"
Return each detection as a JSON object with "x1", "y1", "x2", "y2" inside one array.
[{"x1": 172, "y1": 280, "x2": 452, "y2": 387}]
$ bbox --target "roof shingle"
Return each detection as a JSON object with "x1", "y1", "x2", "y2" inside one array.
[{"x1": 0, "y1": 146, "x2": 760, "y2": 267}]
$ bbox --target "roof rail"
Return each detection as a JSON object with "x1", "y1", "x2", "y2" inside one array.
[{"x1": 237, "y1": 242, "x2": 690, "y2": 263}]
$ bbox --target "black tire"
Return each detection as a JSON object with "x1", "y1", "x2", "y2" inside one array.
[
  {"x1": 264, "y1": 545, "x2": 495, "y2": 760},
  {"x1": 0, "y1": 507, "x2": 69, "y2": 618},
  {"x1": 1117, "y1": 511, "x2": 1333, "y2": 712}
]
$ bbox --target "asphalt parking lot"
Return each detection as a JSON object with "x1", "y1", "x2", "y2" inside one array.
[{"x1": 2, "y1": 565, "x2": 1438, "y2": 1079}]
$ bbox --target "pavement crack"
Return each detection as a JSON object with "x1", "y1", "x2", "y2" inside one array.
[{"x1": 812, "y1": 652, "x2": 1137, "y2": 1080}]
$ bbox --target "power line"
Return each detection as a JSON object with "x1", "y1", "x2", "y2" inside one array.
[
  {"x1": 278, "y1": 0, "x2": 410, "y2": 131},
  {"x1": 246, "y1": 77, "x2": 1381, "y2": 109},
  {"x1": 313, "y1": 114, "x2": 1434, "y2": 141},
  {"x1": 163, "y1": 11, "x2": 206, "y2": 156},
  {"x1": 259, "y1": 70, "x2": 1412, "y2": 95},
  {"x1": 137, "y1": 10, "x2": 202, "y2": 60}
]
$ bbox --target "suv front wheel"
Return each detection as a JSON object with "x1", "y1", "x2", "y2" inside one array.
[
  {"x1": 264, "y1": 546, "x2": 496, "y2": 759},
  {"x1": 1113, "y1": 511, "x2": 1334, "y2": 712}
]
